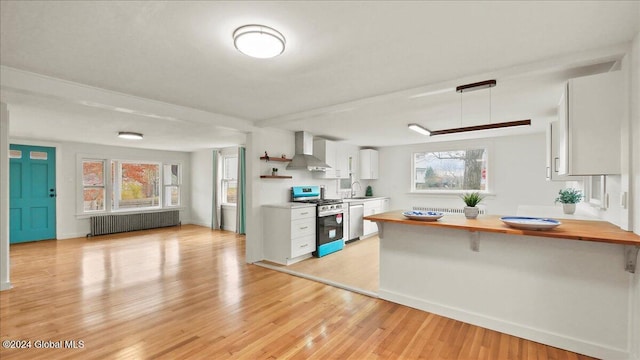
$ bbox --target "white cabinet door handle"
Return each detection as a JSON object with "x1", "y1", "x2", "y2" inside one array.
[
  {"x1": 300, "y1": 212, "x2": 309, "y2": 215},
  {"x1": 300, "y1": 226, "x2": 308, "y2": 230},
  {"x1": 300, "y1": 244, "x2": 308, "y2": 248}
]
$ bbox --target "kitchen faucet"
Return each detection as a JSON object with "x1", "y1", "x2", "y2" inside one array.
[{"x1": 350, "y1": 181, "x2": 362, "y2": 198}]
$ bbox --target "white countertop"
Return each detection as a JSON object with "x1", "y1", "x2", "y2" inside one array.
[
  {"x1": 342, "y1": 196, "x2": 388, "y2": 202},
  {"x1": 262, "y1": 202, "x2": 316, "y2": 209}
]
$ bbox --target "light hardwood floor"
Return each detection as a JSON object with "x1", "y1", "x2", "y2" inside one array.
[
  {"x1": 0, "y1": 225, "x2": 596, "y2": 359},
  {"x1": 261, "y1": 236, "x2": 379, "y2": 294}
]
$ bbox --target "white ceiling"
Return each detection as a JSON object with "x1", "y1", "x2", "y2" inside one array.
[{"x1": 1, "y1": 1, "x2": 639, "y2": 151}]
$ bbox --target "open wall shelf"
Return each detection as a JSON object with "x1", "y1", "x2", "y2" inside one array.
[{"x1": 260, "y1": 156, "x2": 292, "y2": 162}]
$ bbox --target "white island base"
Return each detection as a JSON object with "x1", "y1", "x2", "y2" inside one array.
[{"x1": 376, "y1": 221, "x2": 634, "y2": 360}]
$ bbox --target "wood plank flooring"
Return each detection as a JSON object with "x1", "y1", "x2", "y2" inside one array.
[
  {"x1": 0, "y1": 225, "x2": 596, "y2": 359},
  {"x1": 262, "y1": 236, "x2": 379, "y2": 293}
]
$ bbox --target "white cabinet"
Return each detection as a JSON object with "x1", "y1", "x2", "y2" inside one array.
[
  {"x1": 557, "y1": 71, "x2": 623, "y2": 175},
  {"x1": 263, "y1": 205, "x2": 316, "y2": 265},
  {"x1": 546, "y1": 121, "x2": 580, "y2": 181},
  {"x1": 361, "y1": 197, "x2": 389, "y2": 238},
  {"x1": 360, "y1": 149, "x2": 379, "y2": 180},
  {"x1": 381, "y1": 198, "x2": 390, "y2": 212},
  {"x1": 314, "y1": 139, "x2": 350, "y2": 179}
]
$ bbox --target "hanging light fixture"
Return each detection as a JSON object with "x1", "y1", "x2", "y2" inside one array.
[
  {"x1": 428, "y1": 119, "x2": 531, "y2": 136},
  {"x1": 428, "y1": 79, "x2": 531, "y2": 136},
  {"x1": 233, "y1": 24, "x2": 286, "y2": 59},
  {"x1": 117, "y1": 131, "x2": 143, "y2": 140}
]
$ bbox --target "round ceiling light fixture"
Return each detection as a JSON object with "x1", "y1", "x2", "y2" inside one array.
[
  {"x1": 118, "y1": 131, "x2": 143, "y2": 140},
  {"x1": 233, "y1": 24, "x2": 286, "y2": 59}
]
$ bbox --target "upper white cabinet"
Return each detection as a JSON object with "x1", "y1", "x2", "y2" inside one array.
[
  {"x1": 313, "y1": 139, "x2": 352, "y2": 179},
  {"x1": 546, "y1": 121, "x2": 581, "y2": 181},
  {"x1": 359, "y1": 149, "x2": 379, "y2": 180},
  {"x1": 557, "y1": 71, "x2": 623, "y2": 176}
]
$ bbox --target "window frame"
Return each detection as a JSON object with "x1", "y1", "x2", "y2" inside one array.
[
  {"x1": 410, "y1": 145, "x2": 491, "y2": 195},
  {"x1": 163, "y1": 163, "x2": 182, "y2": 208},
  {"x1": 81, "y1": 159, "x2": 107, "y2": 213},
  {"x1": 111, "y1": 160, "x2": 162, "y2": 212},
  {"x1": 77, "y1": 155, "x2": 183, "y2": 216},
  {"x1": 221, "y1": 154, "x2": 238, "y2": 206}
]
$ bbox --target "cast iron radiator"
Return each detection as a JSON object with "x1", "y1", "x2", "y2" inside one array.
[
  {"x1": 87, "y1": 210, "x2": 181, "y2": 237},
  {"x1": 413, "y1": 206, "x2": 487, "y2": 215}
]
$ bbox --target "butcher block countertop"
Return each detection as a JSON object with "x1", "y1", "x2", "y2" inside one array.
[{"x1": 364, "y1": 211, "x2": 640, "y2": 246}]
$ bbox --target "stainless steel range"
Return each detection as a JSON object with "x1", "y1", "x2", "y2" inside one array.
[{"x1": 291, "y1": 186, "x2": 344, "y2": 257}]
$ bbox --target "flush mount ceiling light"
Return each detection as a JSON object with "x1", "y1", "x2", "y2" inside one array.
[
  {"x1": 233, "y1": 24, "x2": 286, "y2": 59},
  {"x1": 117, "y1": 131, "x2": 143, "y2": 140},
  {"x1": 428, "y1": 79, "x2": 531, "y2": 136},
  {"x1": 408, "y1": 123, "x2": 431, "y2": 136}
]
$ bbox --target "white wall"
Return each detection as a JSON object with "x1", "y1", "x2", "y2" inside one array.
[
  {"x1": 245, "y1": 128, "x2": 345, "y2": 263},
  {"x1": 374, "y1": 133, "x2": 564, "y2": 215},
  {"x1": 9, "y1": 138, "x2": 191, "y2": 239},
  {"x1": 630, "y1": 30, "x2": 640, "y2": 360},
  {"x1": 190, "y1": 146, "x2": 243, "y2": 231},
  {"x1": 0, "y1": 103, "x2": 10, "y2": 291},
  {"x1": 379, "y1": 223, "x2": 633, "y2": 359},
  {"x1": 190, "y1": 149, "x2": 213, "y2": 227}
]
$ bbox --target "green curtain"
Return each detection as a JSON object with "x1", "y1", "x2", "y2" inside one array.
[
  {"x1": 211, "y1": 149, "x2": 220, "y2": 230},
  {"x1": 236, "y1": 147, "x2": 246, "y2": 234}
]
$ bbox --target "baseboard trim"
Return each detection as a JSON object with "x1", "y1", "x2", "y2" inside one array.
[
  {"x1": 0, "y1": 281, "x2": 12, "y2": 291},
  {"x1": 254, "y1": 261, "x2": 379, "y2": 299},
  {"x1": 378, "y1": 289, "x2": 628, "y2": 360}
]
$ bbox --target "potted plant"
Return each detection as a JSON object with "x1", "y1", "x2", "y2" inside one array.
[
  {"x1": 461, "y1": 192, "x2": 485, "y2": 219},
  {"x1": 555, "y1": 188, "x2": 583, "y2": 214},
  {"x1": 271, "y1": 167, "x2": 278, "y2": 176}
]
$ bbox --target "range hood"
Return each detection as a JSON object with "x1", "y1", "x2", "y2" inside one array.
[{"x1": 286, "y1": 131, "x2": 331, "y2": 171}]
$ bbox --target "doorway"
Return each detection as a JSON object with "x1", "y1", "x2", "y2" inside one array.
[{"x1": 9, "y1": 144, "x2": 56, "y2": 243}]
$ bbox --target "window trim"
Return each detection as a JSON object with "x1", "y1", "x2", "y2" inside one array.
[
  {"x1": 221, "y1": 154, "x2": 238, "y2": 206},
  {"x1": 77, "y1": 154, "x2": 183, "y2": 216},
  {"x1": 410, "y1": 145, "x2": 492, "y2": 194},
  {"x1": 163, "y1": 163, "x2": 182, "y2": 208},
  {"x1": 81, "y1": 159, "x2": 107, "y2": 213},
  {"x1": 111, "y1": 159, "x2": 162, "y2": 211}
]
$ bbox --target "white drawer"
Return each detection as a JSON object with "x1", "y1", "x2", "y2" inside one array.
[
  {"x1": 291, "y1": 235, "x2": 316, "y2": 258},
  {"x1": 291, "y1": 218, "x2": 315, "y2": 238},
  {"x1": 291, "y1": 207, "x2": 315, "y2": 220}
]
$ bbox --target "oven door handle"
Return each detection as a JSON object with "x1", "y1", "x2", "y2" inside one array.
[{"x1": 318, "y1": 210, "x2": 344, "y2": 217}]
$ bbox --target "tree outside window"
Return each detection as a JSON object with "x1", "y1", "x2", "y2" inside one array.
[{"x1": 112, "y1": 161, "x2": 160, "y2": 210}]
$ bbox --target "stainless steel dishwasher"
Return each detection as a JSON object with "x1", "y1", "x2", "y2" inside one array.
[{"x1": 347, "y1": 202, "x2": 364, "y2": 243}]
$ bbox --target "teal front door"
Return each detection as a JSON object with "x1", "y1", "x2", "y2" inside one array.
[{"x1": 10, "y1": 144, "x2": 57, "y2": 243}]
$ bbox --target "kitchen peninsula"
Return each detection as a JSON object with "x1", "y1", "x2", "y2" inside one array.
[{"x1": 365, "y1": 211, "x2": 640, "y2": 360}]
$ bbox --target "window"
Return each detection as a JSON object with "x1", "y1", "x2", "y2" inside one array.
[
  {"x1": 80, "y1": 157, "x2": 182, "y2": 214},
  {"x1": 82, "y1": 160, "x2": 106, "y2": 211},
  {"x1": 412, "y1": 149, "x2": 488, "y2": 192},
  {"x1": 112, "y1": 161, "x2": 160, "y2": 210},
  {"x1": 164, "y1": 164, "x2": 181, "y2": 207},
  {"x1": 222, "y1": 155, "x2": 238, "y2": 204}
]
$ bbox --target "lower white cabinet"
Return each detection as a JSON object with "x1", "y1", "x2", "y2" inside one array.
[
  {"x1": 362, "y1": 198, "x2": 389, "y2": 238},
  {"x1": 263, "y1": 205, "x2": 316, "y2": 265}
]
